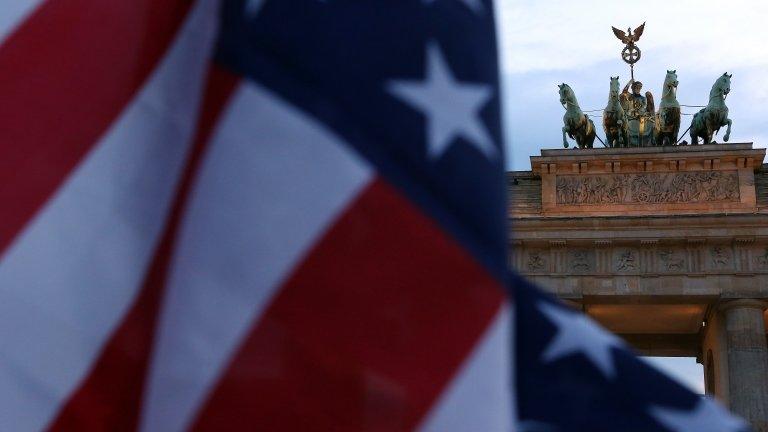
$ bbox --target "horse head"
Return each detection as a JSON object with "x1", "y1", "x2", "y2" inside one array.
[
  {"x1": 609, "y1": 76, "x2": 620, "y2": 101},
  {"x1": 559, "y1": 83, "x2": 578, "y2": 110},
  {"x1": 711, "y1": 72, "x2": 732, "y2": 100},
  {"x1": 663, "y1": 70, "x2": 678, "y2": 97}
]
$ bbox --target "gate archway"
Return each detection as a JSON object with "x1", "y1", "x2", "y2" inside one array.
[{"x1": 509, "y1": 143, "x2": 768, "y2": 431}]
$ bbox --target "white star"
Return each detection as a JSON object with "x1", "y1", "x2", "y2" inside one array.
[
  {"x1": 650, "y1": 398, "x2": 748, "y2": 432},
  {"x1": 387, "y1": 43, "x2": 497, "y2": 161},
  {"x1": 537, "y1": 301, "x2": 623, "y2": 379},
  {"x1": 423, "y1": 0, "x2": 484, "y2": 14}
]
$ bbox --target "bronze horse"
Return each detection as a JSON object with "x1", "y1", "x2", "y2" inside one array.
[
  {"x1": 690, "y1": 73, "x2": 732, "y2": 144},
  {"x1": 603, "y1": 76, "x2": 629, "y2": 147},
  {"x1": 653, "y1": 70, "x2": 681, "y2": 146},
  {"x1": 559, "y1": 83, "x2": 596, "y2": 149}
]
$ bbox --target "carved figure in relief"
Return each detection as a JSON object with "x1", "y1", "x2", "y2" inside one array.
[
  {"x1": 630, "y1": 173, "x2": 664, "y2": 203},
  {"x1": 668, "y1": 173, "x2": 700, "y2": 202},
  {"x1": 756, "y1": 249, "x2": 768, "y2": 268},
  {"x1": 527, "y1": 252, "x2": 546, "y2": 271},
  {"x1": 700, "y1": 172, "x2": 739, "y2": 201},
  {"x1": 558, "y1": 178, "x2": 572, "y2": 203},
  {"x1": 711, "y1": 246, "x2": 731, "y2": 267},
  {"x1": 616, "y1": 250, "x2": 637, "y2": 271},
  {"x1": 607, "y1": 176, "x2": 629, "y2": 203},
  {"x1": 571, "y1": 250, "x2": 591, "y2": 271},
  {"x1": 659, "y1": 250, "x2": 685, "y2": 271}
]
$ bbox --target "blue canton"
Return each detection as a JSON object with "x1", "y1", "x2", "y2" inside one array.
[{"x1": 216, "y1": 0, "x2": 507, "y2": 280}]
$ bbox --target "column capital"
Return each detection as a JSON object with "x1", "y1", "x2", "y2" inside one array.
[{"x1": 719, "y1": 299, "x2": 768, "y2": 313}]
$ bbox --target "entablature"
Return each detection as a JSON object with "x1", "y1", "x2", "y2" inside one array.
[{"x1": 526, "y1": 143, "x2": 765, "y2": 217}]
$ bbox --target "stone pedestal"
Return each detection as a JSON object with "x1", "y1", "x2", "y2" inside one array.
[{"x1": 721, "y1": 300, "x2": 768, "y2": 432}]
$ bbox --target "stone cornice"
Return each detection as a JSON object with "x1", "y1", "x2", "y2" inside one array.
[{"x1": 532, "y1": 143, "x2": 762, "y2": 168}]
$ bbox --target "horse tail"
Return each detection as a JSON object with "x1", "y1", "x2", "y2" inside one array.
[{"x1": 587, "y1": 117, "x2": 596, "y2": 148}]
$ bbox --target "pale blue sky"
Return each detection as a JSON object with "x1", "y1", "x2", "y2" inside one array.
[
  {"x1": 492, "y1": 0, "x2": 768, "y2": 392},
  {"x1": 644, "y1": 357, "x2": 704, "y2": 394}
]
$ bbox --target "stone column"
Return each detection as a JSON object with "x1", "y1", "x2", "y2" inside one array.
[{"x1": 721, "y1": 299, "x2": 768, "y2": 432}]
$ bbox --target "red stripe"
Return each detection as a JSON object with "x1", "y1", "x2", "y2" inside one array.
[
  {"x1": 191, "y1": 179, "x2": 505, "y2": 431},
  {"x1": 47, "y1": 65, "x2": 240, "y2": 432},
  {"x1": 0, "y1": 0, "x2": 195, "y2": 256}
]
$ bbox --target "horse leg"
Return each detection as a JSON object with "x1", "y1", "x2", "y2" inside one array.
[
  {"x1": 673, "y1": 124, "x2": 680, "y2": 145},
  {"x1": 724, "y1": 118, "x2": 732, "y2": 142},
  {"x1": 578, "y1": 133, "x2": 588, "y2": 149},
  {"x1": 562, "y1": 126, "x2": 569, "y2": 148}
]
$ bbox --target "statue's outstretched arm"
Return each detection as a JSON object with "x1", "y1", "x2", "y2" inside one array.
[{"x1": 622, "y1": 80, "x2": 632, "y2": 93}]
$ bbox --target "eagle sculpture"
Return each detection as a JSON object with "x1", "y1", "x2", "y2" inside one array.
[{"x1": 612, "y1": 22, "x2": 645, "y2": 46}]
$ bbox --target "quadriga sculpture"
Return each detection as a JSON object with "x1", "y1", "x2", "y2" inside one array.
[
  {"x1": 603, "y1": 76, "x2": 629, "y2": 147},
  {"x1": 653, "y1": 70, "x2": 681, "y2": 146},
  {"x1": 559, "y1": 83, "x2": 596, "y2": 149},
  {"x1": 690, "y1": 73, "x2": 732, "y2": 144}
]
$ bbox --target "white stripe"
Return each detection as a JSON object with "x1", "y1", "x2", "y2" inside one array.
[
  {"x1": 140, "y1": 82, "x2": 373, "y2": 432},
  {"x1": 418, "y1": 305, "x2": 513, "y2": 432},
  {"x1": 0, "y1": 0, "x2": 45, "y2": 47},
  {"x1": 0, "y1": 1, "x2": 218, "y2": 430}
]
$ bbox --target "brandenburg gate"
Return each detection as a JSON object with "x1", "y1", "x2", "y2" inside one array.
[{"x1": 509, "y1": 143, "x2": 768, "y2": 430}]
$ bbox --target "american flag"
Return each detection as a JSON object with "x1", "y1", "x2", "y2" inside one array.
[{"x1": 0, "y1": 0, "x2": 751, "y2": 431}]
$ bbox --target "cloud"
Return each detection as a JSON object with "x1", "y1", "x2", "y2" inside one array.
[{"x1": 496, "y1": 0, "x2": 768, "y2": 75}]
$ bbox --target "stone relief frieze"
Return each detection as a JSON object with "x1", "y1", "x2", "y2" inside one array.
[{"x1": 555, "y1": 171, "x2": 740, "y2": 205}]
